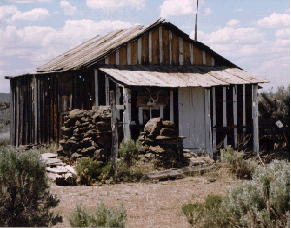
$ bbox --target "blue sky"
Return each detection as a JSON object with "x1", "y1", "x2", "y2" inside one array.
[{"x1": 0, "y1": 0, "x2": 289, "y2": 93}]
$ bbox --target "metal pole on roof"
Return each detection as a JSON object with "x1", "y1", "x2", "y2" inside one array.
[{"x1": 195, "y1": 0, "x2": 198, "y2": 41}]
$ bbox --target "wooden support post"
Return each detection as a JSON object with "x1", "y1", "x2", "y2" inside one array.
[
  {"x1": 123, "y1": 87, "x2": 131, "y2": 141},
  {"x1": 138, "y1": 38, "x2": 142, "y2": 64},
  {"x1": 160, "y1": 105, "x2": 164, "y2": 119},
  {"x1": 223, "y1": 87, "x2": 227, "y2": 147},
  {"x1": 179, "y1": 37, "x2": 183, "y2": 65},
  {"x1": 33, "y1": 76, "x2": 38, "y2": 145},
  {"x1": 170, "y1": 90, "x2": 174, "y2": 122},
  {"x1": 116, "y1": 85, "x2": 121, "y2": 120},
  {"x1": 16, "y1": 80, "x2": 19, "y2": 147},
  {"x1": 105, "y1": 76, "x2": 110, "y2": 106},
  {"x1": 202, "y1": 51, "x2": 206, "y2": 65},
  {"x1": 127, "y1": 42, "x2": 131, "y2": 65},
  {"x1": 94, "y1": 69, "x2": 98, "y2": 106},
  {"x1": 138, "y1": 107, "x2": 143, "y2": 125},
  {"x1": 110, "y1": 90, "x2": 118, "y2": 175},
  {"x1": 190, "y1": 43, "x2": 194, "y2": 65},
  {"x1": 243, "y1": 84, "x2": 246, "y2": 139},
  {"x1": 169, "y1": 31, "x2": 172, "y2": 65},
  {"x1": 205, "y1": 89, "x2": 212, "y2": 156},
  {"x1": 233, "y1": 85, "x2": 238, "y2": 148},
  {"x1": 116, "y1": 49, "x2": 119, "y2": 65},
  {"x1": 253, "y1": 84, "x2": 259, "y2": 153},
  {"x1": 10, "y1": 80, "x2": 13, "y2": 145},
  {"x1": 159, "y1": 26, "x2": 163, "y2": 64},
  {"x1": 149, "y1": 31, "x2": 152, "y2": 64},
  {"x1": 212, "y1": 87, "x2": 216, "y2": 153}
]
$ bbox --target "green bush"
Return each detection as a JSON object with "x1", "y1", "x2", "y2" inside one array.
[
  {"x1": 182, "y1": 160, "x2": 290, "y2": 227},
  {"x1": 220, "y1": 146, "x2": 257, "y2": 179},
  {"x1": 75, "y1": 158, "x2": 111, "y2": 185},
  {"x1": 68, "y1": 199, "x2": 127, "y2": 227},
  {"x1": 0, "y1": 147, "x2": 62, "y2": 226},
  {"x1": 118, "y1": 139, "x2": 142, "y2": 166}
]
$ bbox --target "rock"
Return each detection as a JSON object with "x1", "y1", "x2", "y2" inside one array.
[
  {"x1": 149, "y1": 145, "x2": 165, "y2": 154},
  {"x1": 80, "y1": 138, "x2": 93, "y2": 147},
  {"x1": 81, "y1": 146, "x2": 96, "y2": 154},
  {"x1": 71, "y1": 152, "x2": 82, "y2": 159},
  {"x1": 65, "y1": 165, "x2": 77, "y2": 175},
  {"x1": 94, "y1": 148, "x2": 105, "y2": 159},
  {"x1": 46, "y1": 166, "x2": 68, "y2": 174},
  {"x1": 69, "y1": 109, "x2": 84, "y2": 119},
  {"x1": 160, "y1": 128, "x2": 177, "y2": 136},
  {"x1": 41, "y1": 153, "x2": 58, "y2": 160},
  {"x1": 144, "y1": 117, "x2": 162, "y2": 137},
  {"x1": 75, "y1": 120, "x2": 82, "y2": 126},
  {"x1": 162, "y1": 120, "x2": 175, "y2": 129},
  {"x1": 96, "y1": 121, "x2": 111, "y2": 129},
  {"x1": 83, "y1": 129, "x2": 96, "y2": 138}
]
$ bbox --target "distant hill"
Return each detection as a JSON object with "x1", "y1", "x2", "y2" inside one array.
[{"x1": 0, "y1": 93, "x2": 10, "y2": 100}]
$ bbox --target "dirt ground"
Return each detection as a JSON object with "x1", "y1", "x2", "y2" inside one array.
[{"x1": 51, "y1": 167, "x2": 243, "y2": 228}]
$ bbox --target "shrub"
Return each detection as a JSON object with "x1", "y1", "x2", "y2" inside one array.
[
  {"x1": 68, "y1": 199, "x2": 127, "y2": 227},
  {"x1": 220, "y1": 146, "x2": 257, "y2": 179},
  {"x1": 118, "y1": 139, "x2": 142, "y2": 166},
  {"x1": 182, "y1": 160, "x2": 290, "y2": 227},
  {"x1": 75, "y1": 158, "x2": 111, "y2": 185},
  {"x1": 0, "y1": 147, "x2": 62, "y2": 226}
]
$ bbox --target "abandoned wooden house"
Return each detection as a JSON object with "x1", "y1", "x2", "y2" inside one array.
[{"x1": 6, "y1": 19, "x2": 269, "y2": 155}]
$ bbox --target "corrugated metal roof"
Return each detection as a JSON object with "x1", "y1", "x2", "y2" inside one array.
[{"x1": 99, "y1": 65, "x2": 269, "y2": 87}]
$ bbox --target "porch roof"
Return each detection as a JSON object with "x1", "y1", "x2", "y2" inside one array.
[{"x1": 98, "y1": 65, "x2": 269, "y2": 88}]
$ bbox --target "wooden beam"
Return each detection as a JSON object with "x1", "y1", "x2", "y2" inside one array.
[
  {"x1": 138, "y1": 107, "x2": 143, "y2": 125},
  {"x1": 110, "y1": 90, "x2": 118, "y2": 175},
  {"x1": 223, "y1": 87, "x2": 227, "y2": 147},
  {"x1": 159, "y1": 26, "x2": 163, "y2": 64},
  {"x1": 127, "y1": 42, "x2": 131, "y2": 65},
  {"x1": 123, "y1": 87, "x2": 131, "y2": 140},
  {"x1": 190, "y1": 43, "x2": 194, "y2": 65},
  {"x1": 170, "y1": 90, "x2": 174, "y2": 122},
  {"x1": 202, "y1": 51, "x2": 206, "y2": 65},
  {"x1": 138, "y1": 38, "x2": 142, "y2": 64},
  {"x1": 116, "y1": 85, "x2": 121, "y2": 120},
  {"x1": 243, "y1": 84, "x2": 246, "y2": 139},
  {"x1": 205, "y1": 89, "x2": 212, "y2": 156},
  {"x1": 94, "y1": 69, "x2": 98, "y2": 106},
  {"x1": 33, "y1": 76, "x2": 38, "y2": 145},
  {"x1": 253, "y1": 84, "x2": 259, "y2": 153},
  {"x1": 179, "y1": 37, "x2": 183, "y2": 65},
  {"x1": 212, "y1": 87, "x2": 216, "y2": 153},
  {"x1": 169, "y1": 31, "x2": 172, "y2": 65},
  {"x1": 105, "y1": 76, "x2": 110, "y2": 106},
  {"x1": 233, "y1": 85, "x2": 238, "y2": 148},
  {"x1": 116, "y1": 49, "x2": 119, "y2": 65},
  {"x1": 149, "y1": 31, "x2": 152, "y2": 64}
]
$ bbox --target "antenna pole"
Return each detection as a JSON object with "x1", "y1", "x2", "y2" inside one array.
[{"x1": 195, "y1": 0, "x2": 198, "y2": 41}]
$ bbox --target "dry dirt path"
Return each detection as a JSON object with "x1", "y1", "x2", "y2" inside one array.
[{"x1": 51, "y1": 168, "x2": 243, "y2": 228}]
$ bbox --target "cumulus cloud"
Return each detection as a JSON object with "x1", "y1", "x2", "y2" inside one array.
[
  {"x1": 10, "y1": 8, "x2": 50, "y2": 21},
  {"x1": 160, "y1": 0, "x2": 212, "y2": 18},
  {"x1": 257, "y1": 13, "x2": 290, "y2": 28},
  {"x1": 226, "y1": 19, "x2": 241, "y2": 28},
  {"x1": 233, "y1": 8, "x2": 243, "y2": 12},
  {"x1": 86, "y1": 0, "x2": 146, "y2": 10},
  {"x1": 60, "y1": 1, "x2": 77, "y2": 15},
  {"x1": 8, "y1": 0, "x2": 52, "y2": 3}
]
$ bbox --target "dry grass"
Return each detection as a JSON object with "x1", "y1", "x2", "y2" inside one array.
[{"x1": 51, "y1": 164, "x2": 242, "y2": 227}]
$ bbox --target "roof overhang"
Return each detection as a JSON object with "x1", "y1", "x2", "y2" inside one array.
[{"x1": 98, "y1": 65, "x2": 269, "y2": 88}]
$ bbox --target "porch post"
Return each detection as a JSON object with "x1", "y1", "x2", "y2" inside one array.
[
  {"x1": 94, "y1": 69, "x2": 98, "y2": 106},
  {"x1": 223, "y1": 87, "x2": 227, "y2": 147},
  {"x1": 252, "y1": 84, "x2": 259, "y2": 153},
  {"x1": 205, "y1": 88, "x2": 212, "y2": 156},
  {"x1": 123, "y1": 87, "x2": 131, "y2": 140},
  {"x1": 212, "y1": 87, "x2": 216, "y2": 153},
  {"x1": 233, "y1": 85, "x2": 238, "y2": 148}
]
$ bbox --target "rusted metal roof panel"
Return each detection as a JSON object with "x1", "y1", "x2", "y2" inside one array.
[{"x1": 99, "y1": 65, "x2": 269, "y2": 87}]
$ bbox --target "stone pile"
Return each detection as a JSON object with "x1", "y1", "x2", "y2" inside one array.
[
  {"x1": 138, "y1": 118, "x2": 184, "y2": 168},
  {"x1": 58, "y1": 106, "x2": 112, "y2": 161}
]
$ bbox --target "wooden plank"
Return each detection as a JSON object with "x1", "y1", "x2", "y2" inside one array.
[
  {"x1": 127, "y1": 42, "x2": 131, "y2": 65},
  {"x1": 170, "y1": 90, "x2": 174, "y2": 122},
  {"x1": 105, "y1": 76, "x2": 110, "y2": 106},
  {"x1": 123, "y1": 87, "x2": 131, "y2": 140},
  {"x1": 190, "y1": 43, "x2": 194, "y2": 65},
  {"x1": 94, "y1": 69, "x2": 99, "y2": 106},
  {"x1": 151, "y1": 26, "x2": 159, "y2": 64},
  {"x1": 223, "y1": 87, "x2": 227, "y2": 147},
  {"x1": 179, "y1": 37, "x2": 183, "y2": 65},
  {"x1": 33, "y1": 76, "x2": 37, "y2": 145},
  {"x1": 233, "y1": 85, "x2": 238, "y2": 148},
  {"x1": 253, "y1": 84, "x2": 259, "y2": 153},
  {"x1": 172, "y1": 33, "x2": 179, "y2": 65},
  {"x1": 97, "y1": 59, "x2": 105, "y2": 64},
  {"x1": 162, "y1": 27, "x2": 169, "y2": 64},
  {"x1": 160, "y1": 105, "x2": 164, "y2": 119},
  {"x1": 205, "y1": 52, "x2": 212, "y2": 65},
  {"x1": 212, "y1": 87, "x2": 216, "y2": 153},
  {"x1": 130, "y1": 40, "x2": 138, "y2": 65},
  {"x1": 193, "y1": 45, "x2": 203, "y2": 65},
  {"x1": 110, "y1": 90, "x2": 118, "y2": 175},
  {"x1": 116, "y1": 49, "x2": 119, "y2": 65},
  {"x1": 205, "y1": 89, "x2": 212, "y2": 156},
  {"x1": 169, "y1": 31, "x2": 172, "y2": 65},
  {"x1": 141, "y1": 33, "x2": 149, "y2": 64},
  {"x1": 119, "y1": 45, "x2": 127, "y2": 65},
  {"x1": 149, "y1": 31, "x2": 152, "y2": 64},
  {"x1": 159, "y1": 26, "x2": 163, "y2": 64},
  {"x1": 10, "y1": 80, "x2": 14, "y2": 145},
  {"x1": 138, "y1": 107, "x2": 143, "y2": 125},
  {"x1": 105, "y1": 56, "x2": 109, "y2": 64},
  {"x1": 211, "y1": 57, "x2": 215, "y2": 66},
  {"x1": 108, "y1": 51, "x2": 116, "y2": 65},
  {"x1": 243, "y1": 84, "x2": 246, "y2": 138},
  {"x1": 183, "y1": 41, "x2": 191, "y2": 65},
  {"x1": 138, "y1": 38, "x2": 142, "y2": 64},
  {"x1": 116, "y1": 85, "x2": 121, "y2": 119},
  {"x1": 202, "y1": 51, "x2": 206, "y2": 65}
]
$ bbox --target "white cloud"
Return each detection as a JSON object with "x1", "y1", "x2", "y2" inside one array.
[
  {"x1": 60, "y1": 1, "x2": 77, "y2": 15},
  {"x1": 257, "y1": 13, "x2": 290, "y2": 28},
  {"x1": 10, "y1": 8, "x2": 50, "y2": 22},
  {"x1": 275, "y1": 28, "x2": 290, "y2": 40},
  {"x1": 226, "y1": 19, "x2": 241, "y2": 28},
  {"x1": 233, "y1": 8, "x2": 243, "y2": 12},
  {"x1": 0, "y1": 5, "x2": 18, "y2": 15},
  {"x1": 86, "y1": 0, "x2": 146, "y2": 10},
  {"x1": 8, "y1": 0, "x2": 52, "y2": 3},
  {"x1": 160, "y1": 0, "x2": 212, "y2": 18}
]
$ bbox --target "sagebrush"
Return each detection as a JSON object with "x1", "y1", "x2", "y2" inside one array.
[
  {"x1": 68, "y1": 199, "x2": 127, "y2": 227},
  {"x1": 0, "y1": 147, "x2": 62, "y2": 226}
]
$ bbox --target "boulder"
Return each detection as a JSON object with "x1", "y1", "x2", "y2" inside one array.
[
  {"x1": 162, "y1": 120, "x2": 175, "y2": 129},
  {"x1": 160, "y1": 128, "x2": 177, "y2": 136},
  {"x1": 144, "y1": 117, "x2": 162, "y2": 137}
]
